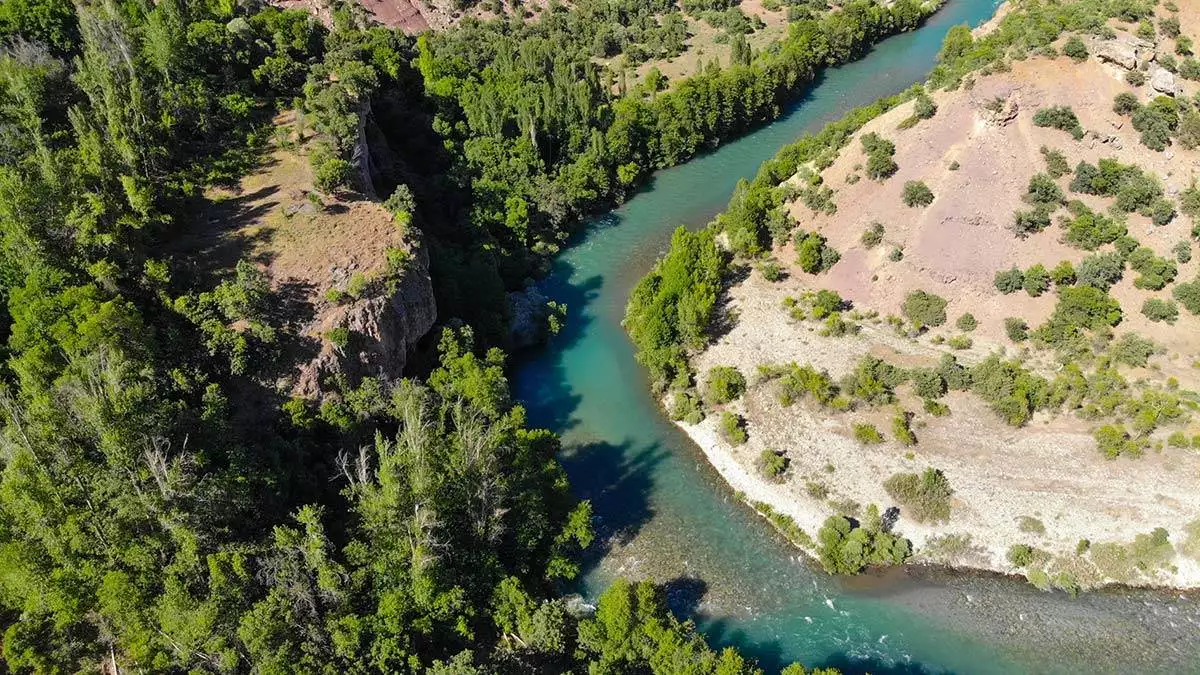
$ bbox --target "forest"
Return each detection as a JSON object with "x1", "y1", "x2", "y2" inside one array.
[{"x1": 0, "y1": 0, "x2": 947, "y2": 669}]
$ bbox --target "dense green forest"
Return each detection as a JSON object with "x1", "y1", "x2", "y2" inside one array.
[{"x1": 0, "y1": 0, "x2": 950, "y2": 669}]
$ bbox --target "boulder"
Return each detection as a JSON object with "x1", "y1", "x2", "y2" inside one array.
[{"x1": 1150, "y1": 67, "x2": 1181, "y2": 96}]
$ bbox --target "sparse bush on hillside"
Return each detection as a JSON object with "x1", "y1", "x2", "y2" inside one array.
[
  {"x1": 1063, "y1": 35, "x2": 1087, "y2": 61},
  {"x1": 994, "y1": 266, "x2": 1024, "y2": 294},
  {"x1": 1076, "y1": 251, "x2": 1125, "y2": 291},
  {"x1": 956, "y1": 313, "x2": 977, "y2": 332},
  {"x1": 718, "y1": 411, "x2": 748, "y2": 445},
  {"x1": 757, "y1": 449, "x2": 789, "y2": 482},
  {"x1": 1025, "y1": 173, "x2": 1064, "y2": 206},
  {"x1": 1180, "y1": 57, "x2": 1200, "y2": 81},
  {"x1": 1183, "y1": 182, "x2": 1200, "y2": 219},
  {"x1": 1051, "y1": 260, "x2": 1076, "y2": 286},
  {"x1": 1125, "y1": 69, "x2": 1146, "y2": 86},
  {"x1": 1175, "y1": 240, "x2": 1192, "y2": 264},
  {"x1": 1127, "y1": 247, "x2": 1177, "y2": 290},
  {"x1": 1040, "y1": 146, "x2": 1070, "y2": 178},
  {"x1": 794, "y1": 230, "x2": 841, "y2": 273},
  {"x1": 1023, "y1": 264, "x2": 1050, "y2": 296},
  {"x1": 705, "y1": 366, "x2": 747, "y2": 404},
  {"x1": 1094, "y1": 423, "x2": 1141, "y2": 458},
  {"x1": 1110, "y1": 333, "x2": 1157, "y2": 368},
  {"x1": 902, "y1": 290, "x2": 948, "y2": 329},
  {"x1": 861, "y1": 222, "x2": 885, "y2": 248},
  {"x1": 760, "y1": 261, "x2": 784, "y2": 281},
  {"x1": 1113, "y1": 92, "x2": 1140, "y2": 116},
  {"x1": 1033, "y1": 106, "x2": 1084, "y2": 140},
  {"x1": 1007, "y1": 544, "x2": 1035, "y2": 567},
  {"x1": 1011, "y1": 205, "x2": 1053, "y2": 238},
  {"x1": 862, "y1": 132, "x2": 898, "y2": 180},
  {"x1": 1004, "y1": 317, "x2": 1029, "y2": 342},
  {"x1": 1069, "y1": 158, "x2": 1164, "y2": 215},
  {"x1": 1160, "y1": 16, "x2": 1181, "y2": 38},
  {"x1": 1131, "y1": 97, "x2": 1179, "y2": 151},
  {"x1": 1173, "y1": 279, "x2": 1200, "y2": 314},
  {"x1": 1062, "y1": 203, "x2": 1126, "y2": 251},
  {"x1": 914, "y1": 93, "x2": 938, "y2": 119},
  {"x1": 1141, "y1": 298, "x2": 1179, "y2": 324},
  {"x1": 891, "y1": 411, "x2": 917, "y2": 446},
  {"x1": 884, "y1": 468, "x2": 953, "y2": 523},
  {"x1": 902, "y1": 181, "x2": 934, "y2": 207},
  {"x1": 852, "y1": 422, "x2": 884, "y2": 445}
]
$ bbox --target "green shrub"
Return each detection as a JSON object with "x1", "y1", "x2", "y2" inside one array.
[
  {"x1": 1076, "y1": 251, "x2": 1125, "y2": 291},
  {"x1": 325, "y1": 326, "x2": 351, "y2": 349},
  {"x1": 1173, "y1": 279, "x2": 1200, "y2": 314},
  {"x1": 1125, "y1": 69, "x2": 1146, "y2": 86},
  {"x1": 891, "y1": 411, "x2": 917, "y2": 446},
  {"x1": 888, "y1": 247, "x2": 904, "y2": 261},
  {"x1": 1173, "y1": 240, "x2": 1192, "y2": 264},
  {"x1": 346, "y1": 272, "x2": 370, "y2": 298},
  {"x1": 1127, "y1": 247, "x2": 1177, "y2": 290},
  {"x1": 718, "y1": 411, "x2": 748, "y2": 445},
  {"x1": 923, "y1": 398, "x2": 950, "y2": 416},
  {"x1": 1032, "y1": 106, "x2": 1083, "y2": 140},
  {"x1": 1063, "y1": 35, "x2": 1087, "y2": 61},
  {"x1": 795, "y1": 230, "x2": 841, "y2": 273},
  {"x1": 1112, "y1": 92, "x2": 1140, "y2": 116},
  {"x1": 1168, "y1": 431, "x2": 1189, "y2": 448},
  {"x1": 668, "y1": 391, "x2": 705, "y2": 424},
  {"x1": 1023, "y1": 263, "x2": 1050, "y2": 296},
  {"x1": 757, "y1": 449, "x2": 789, "y2": 482},
  {"x1": 1136, "y1": 19, "x2": 1155, "y2": 41},
  {"x1": 852, "y1": 422, "x2": 884, "y2": 444},
  {"x1": 1025, "y1": 173, "x2": 1064, "y2": 206},
  {"x1": 1094, "y1": 423, "x2": 1141, "y2": 458},
  {"x1": 810, "y1": 289, "x2": 845, "y2": 319},
  {"x1": 1184, "y1": 182, "x2": 1200, "y2": 219},
  {"x1": 1160, "y1": 16, "x2": 1181, "y2": 38},
  {"x1": 1070, "y1": 158, "x2": 1163, "y2": 214},
  {"x1": 902, "y1": 181, "x2": 934, "y2": 207},
  {"x1": 947, "y1": 335, "x2": 972, "y2": 350},
  {"x1": 861, "y1": 222, "x2": 885, "y2": 248},
  {"x1": 883, "y1": 467, "x2": 953, "y2": 523},
  {"x1": 324, "y1": 288, "x2": 347, "y2": 304},
  {"x1": 912, "y1": 368, "x2": 946, "y2": 399},
  {"x1": 1040, "y1": 146, "x2": 1070, "y2": 178},
  {"x1": 1007, "y1": 544, "x2": 1035, "y2": 567},
  {"x1": 1180, "y1": 57, "x2": 1200, "y2": 81},
  {"x1": 1110, "y1": 333, "x2": 1156, "y2": 368},
  {"x1": 1010, "y1": 205, "x2": 1053, "y2": 237},
  {"x1": 955, "y1": 313, "x2": 977, "y2": 332},
  {"x1": 861, "y1": 132, "x2": 898, "y2": 180},
  {"x1": 1131, "y1": 97, "x2": 1179, "y2": 151},
  {"x1": 1004, "y1": 317, "x2": 1029, "y2": 342},
  {"x1": 914, "y1": 93, "x2": 937, "y2": 119},
  {"x1": 816, "y1": 513, "x2": 911, "y2": 574},
  {"x1": 1141, "y1": 298, "x2": 1179, "y2": 323},
  {"x1": 1035, "y1": 285, "x2": 1122, "y2": 348},
  {"x1": 994, "y1": 266, "x2": 1025, "y2": 294},
  {"x1": 705, "y1": 366, "x2": 747, "y2": 404},
  {"x1": 760, "y1": 261, "x2": 784, "y2": 281},
  {"x1": 902, "y1": 290, "x2": 948, "y2": 329},
  {"x1": 1050, "y1": 260, "x2": 1076, "y2": 286},
  {"x1": 1018, "y1": 516, "x2": 1046, "y2": 535},
  {"x1": 1062, "y1": 203, "x2": 1126, "y2": 251}
]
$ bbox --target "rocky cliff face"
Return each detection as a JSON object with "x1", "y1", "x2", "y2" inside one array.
[{"x1": 295, "y1": 239, "x2": 437, "y2": 397}]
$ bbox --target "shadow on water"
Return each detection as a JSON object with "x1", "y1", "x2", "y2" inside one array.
[{"x1": 565, "y1": 438, "x2": 664, "y2": 569}]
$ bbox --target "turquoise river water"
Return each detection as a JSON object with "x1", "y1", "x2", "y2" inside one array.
[{"x1": 511, "y1": 2, "x2": 1200, "y2": 672}]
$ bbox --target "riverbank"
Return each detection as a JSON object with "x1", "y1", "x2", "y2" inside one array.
[{"x1": 670, "y1": 0, "x2": 1200, "y2": 592}]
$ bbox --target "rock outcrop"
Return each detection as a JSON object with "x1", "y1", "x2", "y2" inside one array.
[
  {"x1": 1093, "y1": 35, "x2": 1154, "y2": 70},
  {"x1": 295, "y1": 239, "x2": 437, "y2": 397},
  {"x1": 1150, "y1": 67, "x2": 1182, "y2": 96}
]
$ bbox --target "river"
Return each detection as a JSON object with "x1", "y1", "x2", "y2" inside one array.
[{"x1": 510, "y1": 1, "x2": 1200, "y2": 672}]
